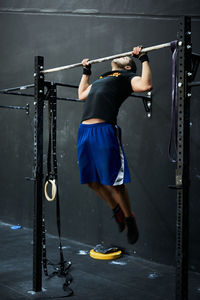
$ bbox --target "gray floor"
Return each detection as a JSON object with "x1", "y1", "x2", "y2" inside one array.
[{"x1": 0, "y1": 221, "x2": 200, "y2": 300}]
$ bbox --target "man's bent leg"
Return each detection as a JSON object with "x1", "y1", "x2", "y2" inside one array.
[
  {"x1": 87, "y1": 182, "x2": 126, "y2": 232},
  {"x1": 86, "y1": 182, "x2": 139, "y2": 243},
  {"x1": 87, "y1": 182, "x2": 117, "y2": 209},
  {"x1": 87, "y1": 183, "x2": 131, "y2": 215},
  {"x1": 109, "y1": 184, "x2": 139, "y2": 244},
  {"x1": 108, "y1": 184, "x2": 132, "y2": 218}
]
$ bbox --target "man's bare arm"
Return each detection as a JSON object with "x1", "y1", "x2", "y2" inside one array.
[
  {"x1": 78, "y1": 59, "x2": 92, "y2": 100},
  {"x1": 131, "y1": 47, "x2": 153, "y2": 93}
]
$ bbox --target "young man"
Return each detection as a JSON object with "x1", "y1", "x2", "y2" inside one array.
[{"x1": 77, "y1": 47, "x2": 152, "y2": 244}]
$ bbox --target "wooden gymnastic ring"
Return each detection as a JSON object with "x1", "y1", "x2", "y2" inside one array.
[{"x1": 44, "y1": 179, "x2": 57, "y2": 201}]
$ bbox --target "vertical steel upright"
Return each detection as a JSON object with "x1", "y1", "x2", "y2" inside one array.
[
  {"x1": 176, "y1": 17, "x2": 192, "y2": 300},
  {"x1": 33, "y1": 56, "x2": 44, "y2": 292}
]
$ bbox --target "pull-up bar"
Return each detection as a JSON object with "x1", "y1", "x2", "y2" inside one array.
[{"x1": 42, "y1": 41, "x2": 173, "y2": 74}]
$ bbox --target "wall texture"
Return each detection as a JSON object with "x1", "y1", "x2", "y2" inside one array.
[{"x1": 0, "y1": 0, "x2": 199, "y2": 269}]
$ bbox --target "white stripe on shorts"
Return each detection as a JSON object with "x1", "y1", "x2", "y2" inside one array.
[{"x1": 113, "y1": 126, "x2": 125, "y2": 186}]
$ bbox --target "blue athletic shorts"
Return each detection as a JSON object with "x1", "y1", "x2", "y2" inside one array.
[{"x1": 77, "y1": 122, "x2": 131, "y2": 186}]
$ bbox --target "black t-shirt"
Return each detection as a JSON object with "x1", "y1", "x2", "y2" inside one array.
[{"x1": 81, "y1": 70, "x2": 136, "y2": 124}]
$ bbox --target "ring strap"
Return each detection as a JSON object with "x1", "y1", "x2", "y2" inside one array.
[{"x1": 42, "y1": 84, "x2": 73, "y2": 296}]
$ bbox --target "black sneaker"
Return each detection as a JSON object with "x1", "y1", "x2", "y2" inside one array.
[
  {"x1": 126, "y1": 214, "x2": 139, "y2": 244},
  {"x1": 113, "y1": 204, "x2": 125, "y2": 232}
]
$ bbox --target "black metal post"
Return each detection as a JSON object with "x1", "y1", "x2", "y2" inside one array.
[
  {"x1": 176, "y1": 16, "x2": 192, "y2": 300},
  {"x1": 33, "y1": 56, "x2": 44, "y2": 292}
]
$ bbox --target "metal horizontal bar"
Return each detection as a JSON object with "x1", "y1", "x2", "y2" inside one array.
[
  {"x1": 192, "y1": 52, "x2": 200, "y2": 59},
  {"x1": 188, "y1": 81, "x2": 200, "y2": 87},
  {"x1": 0, "y1": 104, "x2": 29, "y2": 113},
  {"x1": 0, "y1": 90, "x2": 79, "y2": 102},
  {"x1": 56, "y1": 97, "x2": 81, "y2": 102},
  {"x1": 42, "y1": 41, "x2": 173, "y2": 74},
  {"x1": 0, "y1": 91, "x2": 151, "y2": 102},
  {"x1": 0, "y1": 82, "x2": 79, "y2": 96},
  {"x1": 0, "y1": 88, "x2": 152, "y2": 103},
  {"x1": 0, "y1": 84, "x2": 34, "y2": 93},
  {"x1": 130, "y1": 92, "x2": 152, "y2": 100},
  {"x1": 0, "y1": 91, "x2": 34, "y2": 97}
]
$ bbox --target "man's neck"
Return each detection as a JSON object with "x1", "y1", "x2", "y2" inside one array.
[{"x1": 111, "y1": 67, "x2": 124, "y2": 71}]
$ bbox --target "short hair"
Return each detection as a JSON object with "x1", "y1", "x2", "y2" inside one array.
[{"x1": 125, "y1": 57, "x2": 137, "y2": 73}]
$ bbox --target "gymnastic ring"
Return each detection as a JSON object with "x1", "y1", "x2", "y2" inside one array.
[{"x1": 44, "y1": 179, "x2": 57, "y2": 202}]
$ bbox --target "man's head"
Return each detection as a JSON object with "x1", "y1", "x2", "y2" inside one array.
[{"x1": 111, "y1": 56, "x2": 137, "y2": 73}]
